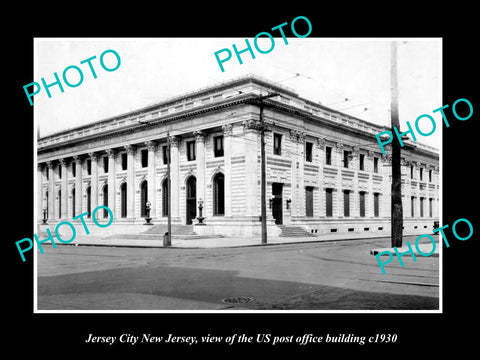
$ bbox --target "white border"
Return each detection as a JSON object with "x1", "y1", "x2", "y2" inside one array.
[{"x1": 33, "y1": 37, "x2": 443, "y2": 314}]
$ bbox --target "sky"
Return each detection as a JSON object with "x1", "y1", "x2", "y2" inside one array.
[{"x1": 34, "y1": 37, "x2": 442, "y2": 149}]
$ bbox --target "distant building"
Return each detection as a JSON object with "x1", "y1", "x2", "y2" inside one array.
[{"x1": 37, "y1": 75, "x2": 439, "y2": 237}]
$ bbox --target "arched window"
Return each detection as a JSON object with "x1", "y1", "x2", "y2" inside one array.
[
  {"x1": 86, "y1": 186, "x2": 91, "y2": 218},
  {"x1": 120, "y1": 182, "x2": 127, "y2": 218},
  {"x1": 186, "y1": 176, "x2": 197, "y2": 224},
  {"x1": 140, "y1": 180, "x2": 148, "y2": 217},
  {"x1": 162, "y1": 178, "x2": 169, "y2": 217},
  {"x1": 213, "y1": 173, "x2": 225, "y2": 216},
  {"x1": 102, "y1": 184, "x2": 108, "y2": 218}
]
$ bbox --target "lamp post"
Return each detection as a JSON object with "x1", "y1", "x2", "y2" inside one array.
[
  {"x1": 197, "y1": 198, "x2": 205, "y2": 225},
  {"x1": 144, "y1": 200, "x2": 152, "y2": 225},
  {"x1": 42, "y1": 206, "x2": 48, "y2": 224}
]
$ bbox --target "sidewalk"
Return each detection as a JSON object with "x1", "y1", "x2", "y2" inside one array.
[{"x1": 52, "y1": 230, "x2": 437, "y2": 249}]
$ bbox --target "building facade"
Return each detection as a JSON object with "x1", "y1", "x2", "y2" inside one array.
[{"x1": 37, "y1": 75, "x2": 440, "y2": 237}]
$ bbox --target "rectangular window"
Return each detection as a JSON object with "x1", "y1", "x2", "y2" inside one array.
[
  {"x1": 374, "y1": 193, "x2": 379, "y2": 217},
  {"x1": 373, "y1": 157, "x2": 379, "y2": 173},
  {"x1": 411, "y1": 196, "x2": 415, "y2": 217},
  {"x1": 305, "y1": 141, "x2": 313, "y2": 162},
  {"x1": 72, "y1": 162, "x2": 76, "y2": 177},
  {"x1": 420, "y1": 167, "x2": 423, "y2": 181},
  {"x1": 429, "y1": 169, "x2": 432, "y2": 182},
  {"x1": 359, "y1": 154, "x2": 365, "y2": 171},
  {"x1": 162, "y1": 145, "x2": 169, "y2": 165},
  {"x1": 187, "y1": 140, "x2": 196, "y2": 161},
  {"x1": 305, "y1": 186, "x2": 314, "y2": 217},
  {"x1": 121, "y1": 153, "x2": 127, "y2": 170},
  {"x1": 420, "y1": 197, "x2": 424, "y2": 217},
  {"x1": 410, "y1": 165, "x2": 414, "y2": 179},
  {"x1": 359, "y1": 191, "x2": 365, "y2": 217},
  {"x1": 141, "y1": 149, "x2": 148, "y2": 168},
  {"x1": 429, "y1": 198, "x2": 433, "y2": 217},
  {"x1": 343, "y1": 190, "x2": 350, "y2": 217},
  {"x1": 326, "y1": 189, "x2": 333, "y2": 217},
  {"x1": 103, "y1": 156, "x2": 109, "y2": 173},
  {"x1": 58, "y1": 164, "x2": 62, "y2": 179},
  {"x1": 87, "y1": 159, "x2": 92, "y2": 175},
  {"x1": 325, "y1": 146, "x2": 332, "y2": 165},
  {"x1": 343, "y1": 150, "x2": 350, "y2": 168},
  {"x1": 273, "y1": 133, "x2": 282, "y2": 155},
  {"x1": 214, "y1": 135, "x2": 224, "y2": 157}
]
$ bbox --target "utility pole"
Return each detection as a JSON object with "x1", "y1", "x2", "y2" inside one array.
[
  {"x1": 257, "y1": 92, "x2": 279, "y2": 245},
  {"x1": 165, "y1": 129, "x2": 172, "y2": 247},
  {"x1": 390, "y1": 41, "x2": 403, "y2": 248}
]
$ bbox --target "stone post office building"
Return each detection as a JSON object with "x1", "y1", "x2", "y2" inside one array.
[{"x1": 37, "y1": 75, "x2": 440, "y2": 237}]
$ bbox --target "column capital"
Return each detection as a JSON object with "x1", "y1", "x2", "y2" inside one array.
[
  {"x1": 170, "y1": 136, "x2": 181, "y2": 147},
  {"x1": 317, "y1": 137, "x2": 326, "y2": 147},
  {"x1": 222, "y1": 123, "x2": 233, "y2": 136},
  {"x1": 58, "y1": 158, "x2": 66, "y2": 167},
  {"x1": 73, "y1": 155, "x2": 82, "y2": 163},
  {"x1": 145, "y1": 140, "x2": 156, "y2": 151},
  {"x1": 335, "y1": 142, "x2": 344, "y2": 152},
  {"x1": 296, "y1": 130, "x2": 306, "y2": 143},
  {"x1": 88, "y1": 152, "x2": 98, "y2": 161},
  {"x1": 193, "y1": 130, "x2": 205, "y2": 142},
  {"x1": 46, "y1": 160, "x2": 54, "y2": 169},
  {"x1": 124, "y1": 144, "x2": 136, "y2": 154},
  {"x1": 105, "y1": 148, "x2": 116, "y2": 158},
  {"x1": 242, "y1": 119, "x2": 261, "y2": 132}
]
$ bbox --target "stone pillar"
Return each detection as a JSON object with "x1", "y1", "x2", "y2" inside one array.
[
  {"x1": 106, "y1": 149, "x2": 116, "y2": 217},
  {"x1": 194, "y1": 130, "x2": 206, "y2": 219},
  {"x1": 289, "y1": 130, "x2": 298, "y2": 217},
  {"x1": 170, "y1": 136, "x2": 181, "y2": 220},
  {"x1": 297, "y1": 131, "x2": 306, "y2": 217},
  {"x1": 317, "y1": 138, "x2": 325, "y2": 217},
  {"x1": 46, "y1": 161, "x2": 55, "y2": 220},
  {"x1": 223, "y1": 124, "x2": 233, "y2": 217},
  {"x1": 89, "y1": 152, "x2": 98, "y2": 218},
  {"x1": 74, "y1": 155, "x2": 83, "y2": 216},
  {"x1": 145, "y1": 141, "x2": 156, "y2": 218},
  {"x1": 243, "y1": 120, "x2": 259, "y2": 216},
  {"x1": 366, "y1": 150, "x2": 374, "y2": 218},
  {"x1": 335, "y1": 142, "x2": 344, "y2": 217},
  {"x1": 37, "y1": 164, "x2": 44, "y2": 221},
  {"x1": 125, "y1": 145, "x2": 136, "y2": 219},
  {"x1": 352, "y1": 147, "x2": 359, "y2": 218},
  {"x1": 59, "y1": 158, "x2": 68, "y2": 219}
]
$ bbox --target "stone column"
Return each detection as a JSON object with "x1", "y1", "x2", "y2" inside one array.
[
  {"x1": 59, "y1": 158, "x2": 68, "y2": 219},
  {"x1": 297, "y1": 131, "x2": 306, "y2": 217},
  {"x1": 145, "y1": 141, "x2": 156, "y2": 218},
  {"x1": 351, "y1": 146, "x2": 359, "y2": 217},
  {"x1": 289, "y1": 130, "x2": 298, "y2": 217},
  {"x1": 89, "y1": 152, "x2": 98, "y2": 218},
  {"x1": 125, "y1": 145, "x2": 136, "y2": 219},
  {"x1": 37, "y1": 164, "x2": 44, "y2": 221},
  {"x1": 46, "y1": 161, "x2": 55, "y2": 220},
  {"x1": 170, "y1": 136, "x2": 181, "y2": 220},
  {"x1": 335, "y1": 142, "x2": 344, "y2": 217},
  {"x1": 194, "y1": 130, "x2": 206, "y2": 218},
  {"x1": 366, "y1": 150, "x2": 374, "y2": 217},
  {"x1": 243, "y1": 120, "x2": 259, "y2": 216},
  {"x1": 223, "y1": 124, "x2": 233, "y2": 217},
  {"x1": 73, "y1": 155, "x2": 83, "y2": 216},
  {"x1": 317, "y1": 138, "x2": 325, "y2": 217},
  {"x1": 106, "y1": 149, "x2": 116, "y2": 217}
]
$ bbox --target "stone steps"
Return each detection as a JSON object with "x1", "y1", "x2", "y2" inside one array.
[{"x1": 278, "y1": 225, "x2": 316, "y2": 237}]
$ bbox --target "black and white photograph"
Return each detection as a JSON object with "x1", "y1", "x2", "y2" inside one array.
[
  {"x1": 6, "y1": 6, "x2": 479, "y2": 356},
  {"x1": 34, "y1": 37, "x2": 441, "y2": 312}
]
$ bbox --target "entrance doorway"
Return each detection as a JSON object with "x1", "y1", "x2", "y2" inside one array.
[
  {"x1": 186, "y1": 176, "x2": 197, "y2": 225},
  {"x1": 272, "y1": 183, "x2": 283, "y2": 225}
]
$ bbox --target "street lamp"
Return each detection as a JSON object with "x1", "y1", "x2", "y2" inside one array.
[
  {"x1": 197, "y1": 198, "x2": 205, "y2": 225},
  {"x1": 144, "y1": 200, "x2": 153, "y2": 225},
  {"x1": 42, "y1": 206, "x2": 48, "y2": 224}
]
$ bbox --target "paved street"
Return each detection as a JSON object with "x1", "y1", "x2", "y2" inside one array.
[{"x1": 37, "y1": 236, "x2": 439, "y2": 311}]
